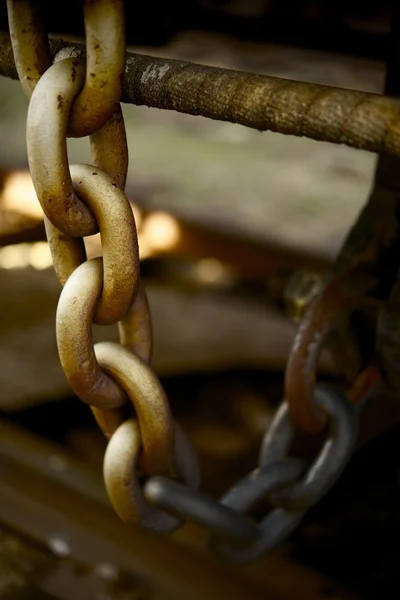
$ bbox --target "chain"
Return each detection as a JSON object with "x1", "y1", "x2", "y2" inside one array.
[
  {"x1": 282, "y1": 148, "x2": 400, "y2": 434},
  {"x1": 282, "y1": 9, "x2": 400, "y2": 437},
  {"x1": 6, "y1": 0, "x2": 381, "y2": 566},
  {"x1": 7, "y1": 0, "x2": 200, "y2": 495},
  {"x1": 144, "y1": 384, "x2": 358, "y2": 564}
]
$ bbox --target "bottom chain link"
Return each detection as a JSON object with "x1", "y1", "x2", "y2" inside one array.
[{"x1": 141, "y1": 385, "x2": 358, "y2": 564}]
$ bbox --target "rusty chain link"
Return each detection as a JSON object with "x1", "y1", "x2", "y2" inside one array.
[
  {"x1": 281, "y1": 19, "x2": 400, "y2": 436},
  {"x1": 6, "y1": 0, "x2": 396, "y2": 566},
  {"x1": 282, "y1": 169, "x2": 397, "y2": 433}
]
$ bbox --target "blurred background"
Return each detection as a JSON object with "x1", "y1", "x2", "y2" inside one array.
[{"x1": 0, "y1": 2, "x2": 399, "y2": 599}]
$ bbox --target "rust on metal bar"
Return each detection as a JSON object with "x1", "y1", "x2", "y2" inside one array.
[{"x1": 0, "y1": 31, "x2": 400, "y2": 156}]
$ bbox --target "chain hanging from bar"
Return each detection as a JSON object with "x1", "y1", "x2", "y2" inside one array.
[{"x1": 6, "y1": 0, "x2": 388, "y2": 565}]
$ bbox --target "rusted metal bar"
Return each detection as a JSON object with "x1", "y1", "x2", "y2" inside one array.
[{"x1": 0, "y1": 31, "x2": 400, "y2": 156}]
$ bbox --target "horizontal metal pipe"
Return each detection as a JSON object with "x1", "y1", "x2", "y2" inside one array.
[{"x1": 1, "y1": 32, "x2": 400, "y2": 156}]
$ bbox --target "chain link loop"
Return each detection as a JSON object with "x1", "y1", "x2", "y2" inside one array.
[
  {"x1": 56, "y1": 258, "x2": 127, "y2": 409},
  {"x1": 104, "y1": 419, "x2": 200, "y2": 532},
  {"x1": 26, "y1": 57, "x2": 98, "y2": 237},
  {"x1": 55, "y1": 254, "x2": 152, "y2": 419},
  {"x1": 58, "y1": 164, "x2": 139, "y2": 325},
  {"x1": 283, "y1": 159, "x2": 400, "y2": 434}
]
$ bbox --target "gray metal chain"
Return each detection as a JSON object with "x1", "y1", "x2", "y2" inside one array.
[{"x1": 144, "y1": 385, "x2": 358, "y2": 564}]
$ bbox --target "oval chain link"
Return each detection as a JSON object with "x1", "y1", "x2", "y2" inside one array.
[
  {"x1": 104, "y1": 419, "x2": 200, "y2": 532},
  {"x1": 27, "y1": 57, "x2": 101, "y2": 237},
  {"x1": 56, "y1": 164, "x2": 139, "y2": 325},
  {"x1": 56, "y1": 258, "x2": 126, "y2": 409},
  {"x1": 7, "y1": 0, "x2": 367, "y2": 566}
]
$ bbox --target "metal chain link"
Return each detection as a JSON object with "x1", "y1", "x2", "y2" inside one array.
[
  {"x1": 283, "y1": 150, "x2": 398, "y2": 434},
  {"x1": 6, "y1": 0, "x2": 375, "y2": 566}
]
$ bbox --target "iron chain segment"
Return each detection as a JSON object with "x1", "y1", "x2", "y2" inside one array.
[
  {"x1": 144, "y1": 385, "x2": 358, "y2": 564},
  {"x1": 7, "y1": 0, "x2": 366, "y2": 565},
  {"x1": 7, "y1": 0, "x2": 182, "y2": 483}
]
